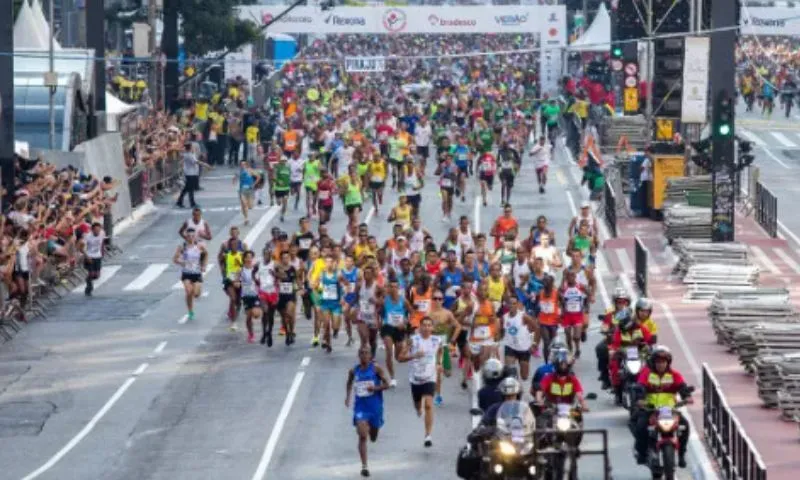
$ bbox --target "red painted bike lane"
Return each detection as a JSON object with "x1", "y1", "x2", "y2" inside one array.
[{"x1": 603, "y1": 213, "x2": 800, "y2": 480}]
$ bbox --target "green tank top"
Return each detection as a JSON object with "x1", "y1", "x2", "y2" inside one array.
[
  {"x1": 304, "y1": 160, "x2": 320, "y2": 189},
  {"x1": 345, "y1": 182, "x2": 362, "y2": 206},
  {"x1": 573, "y1": 235, "x2": 591, "y2": 254}
]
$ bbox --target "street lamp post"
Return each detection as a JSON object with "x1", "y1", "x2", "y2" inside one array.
[{"x1": 48, "y1": 0, "x2": 57, "y2": 150}]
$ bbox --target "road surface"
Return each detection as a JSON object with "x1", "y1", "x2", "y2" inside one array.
[{"x1": 0, "y1": 147, "x2": 694, "y2": 479}]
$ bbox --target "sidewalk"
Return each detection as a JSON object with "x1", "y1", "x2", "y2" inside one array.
[{"x1": 602, "y1": 210, "x2": 800, "y2": 479}]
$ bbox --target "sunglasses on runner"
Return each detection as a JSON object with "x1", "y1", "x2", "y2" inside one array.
[{"x1": 433, "y1": 296, "x2": 444, "y2": 301}]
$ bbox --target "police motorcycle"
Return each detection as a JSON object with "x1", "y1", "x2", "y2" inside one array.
[
  {"x1": 533, "y1": 401, "x2": 584, "y2": 480},
  {"x1": 617, "y1": 344, "x2": 645, "y2": 411},
  {"x1": 458, "y1": 380, "x2": 542, "y2": 480}
]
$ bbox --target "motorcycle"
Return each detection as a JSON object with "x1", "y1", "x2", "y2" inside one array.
[
  {"x1": 614, "y1": 346, "x2": 644, "y2": 410},
  {"x1": 642, "y1": 388, "x2": 695, "y2": 480},
  {"x1": 536, "y1": 403, "x2": 584, "y2": 480}
]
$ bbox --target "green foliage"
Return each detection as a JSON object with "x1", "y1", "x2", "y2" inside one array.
[{"x1": 178, "y1": 0, "x2": 261, "y2": 56}]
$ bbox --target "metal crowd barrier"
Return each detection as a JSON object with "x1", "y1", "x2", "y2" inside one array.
[
  {"x1": 703, "y1": 363, "x2": 768, "y2": 480},
  {"x1": 129, "y1": 154, "x2": 183, "y2": 205},
  {"x1": 755, "y1": 182, "x2": 778, "y2": 238},
  {"x1": 604, "y1": 180, "x2": 618, "y2": 238},
  {"x1": 128, "y1": 169, "x2": 146, "y2": 209},
  {"x1": 634, "y1": 235, "x2": 648, "y2": 297}
]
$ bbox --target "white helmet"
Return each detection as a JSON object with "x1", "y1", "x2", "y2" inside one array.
[
  {"x1": 483, "y1": 358, "x2": 504, "y2": 381},
  {"x1": 499, "y1": 377, "x2": 521, "y2": 396}
]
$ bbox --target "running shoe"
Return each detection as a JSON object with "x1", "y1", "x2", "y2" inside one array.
[
  {"x1": 532, "y1": 347, "x2": 541, "y2": 358},
  {"x1": 279, "y1": 325, "x2": 287, "y2": 336},
  {"x1": 229, "y1": 324, "x2": 238, "y2": 332},
  {"x1": 311, "y1": 335, "x2": 320, "y2": 347},
  {"x1": 247, "y1": 332, "x2": 255, "y2": 343},
  {"x1": 187, "y1": 311, "x2": 195, "y2": 322},
  {"x1": 434, "y1": 395, "x2": 443, "y2": 407},
  {"x1": 424, "y1": 436, "x2": 433, "y2": 448}
]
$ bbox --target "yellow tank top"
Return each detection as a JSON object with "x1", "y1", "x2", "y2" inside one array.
[
  {"x1": 487, "y1": 276, "x2": 505, "y2": 302},
  {"x1": 394, "y1": 204, "x2": 411, "y2": 228},
  {"x1": 369, "y1": 161, "x2": 386, "y2": 181},
  {"x1": 225, "y1": 251, "x2": 242, "y2": 278}
]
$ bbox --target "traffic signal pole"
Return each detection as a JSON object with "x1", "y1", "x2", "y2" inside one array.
[
  {"x1": 709, "y1": 0, "x2": 737, "y2": 242},
  {"x1": 0, "y1": 0, "x2": 14, "y2": 207},
  {"x1": 645, "y1": 0, "x2": 654, "y2": 141}
]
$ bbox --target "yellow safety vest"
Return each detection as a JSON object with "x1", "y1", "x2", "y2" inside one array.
[
  {"x1": 645, "y1": 372, "x2": 677, "y2": 408},
  {"x1": 549, "y1": 381, "x2": 575, "y2": 397}
]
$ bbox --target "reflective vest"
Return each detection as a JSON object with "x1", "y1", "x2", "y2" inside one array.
[
  {"x1": 549, "y1": 380, "x2": 574, "y2": 397},
  {"x1": 645, "y1": 372, "x2": 677, "y2": 408},
  {"x1": 620, "y1": 328, "x2": 644, "y2": 344}
]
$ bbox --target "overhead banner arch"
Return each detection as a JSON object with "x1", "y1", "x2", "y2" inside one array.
[
  {"x1": 237, "y1": 6, "x2": 567, "y2": 93},
  {"x1": 739, "y1": 6, "x2": 800, "y2": 36}
]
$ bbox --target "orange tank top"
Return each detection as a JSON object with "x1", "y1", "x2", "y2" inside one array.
[
  {"x1": 284, "y1": 131, "x2": 298, "y2": 151},
  {"x1": 410, "y1": 287, "x2": 433, "y2": 328},
  {"x1": 537, "y1": 289, "x2": 560, "y2": 326},
  {"x1": 470, "y1": 300, "x2": 497, "y2": 342}
]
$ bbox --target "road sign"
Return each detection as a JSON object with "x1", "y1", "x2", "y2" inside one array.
[
  {"x1": 624, "y1": 87, "x2": 639, "y2": 113},
  {"x1": 611, "y1": 59, "x2": 623, "y2": 71},
  {"x1": 655, "y1": 118, "x2": 675, "y2": 141},
  {"x1": 625, "y1": 62, "x2": 638, "y2": 76},
  {"x1": 625, "y1": 76, "x2": 637, "y2": 88}
]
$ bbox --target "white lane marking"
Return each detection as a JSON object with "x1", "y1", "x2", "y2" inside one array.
[
  {"x1": 300, "y1": 357, "x2": 311, "y2": 368},
  {"x1": 473, "y1": 195, "x2": 481, "y2": 234},
  {"x1": 251, "y1": 370, "x2": 306, "y2": 480},
  {"x1": 774, "y1": 248, "x2": 800, "y2": 274},
  {"x1": 178, "y1": 314, "x2": 188, "y2": 325},
  {"x1": 750, "y1": 245, "x2": 781, "y2": 274},
  {"x1": 123, "y1": 263, "x2": 170, "y2": 291},
  {"x1": 615, "y1": 248, "x2": 634, "y2": 274},
  {"x1": 771, "y1": 131, "x2": 797, "y2": 148},
  {"x1": 22, "y1": 373, "x2": 140, "y2": 479},
  {"x1": 761, "y1": 146, "x2": 791, "y2": 169},
  {"x1": 72, "y1": 265, "x2": 122, "y2": 293},
  {"x1": 151, "y1": 341, "x2": 167, "y2": 356},
  {"x1": 244, "y1": 206, "x2": 279, "y2": 247},
  {"x1": 132, "y1": 363, "x2": 149, "y2": 376},
  {"x1": 364, "y1": 206, "x2": 376, "y2": 224},
  {"x1": 739, "y1": 128, "x2": 766, "y2": 147},
  {"x1": 566, "y1": 190, "x2": 611, "y2": 307},
  {"x1": 779, "y1": 220, "x2": 800, "y2": 248},
  {"x1": 172, "y1": 264, "x2": 216, "y2": 289}
]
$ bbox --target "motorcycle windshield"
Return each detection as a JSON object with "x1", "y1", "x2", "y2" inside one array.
[
  {"x1": 626, "y1": 347, "x2": 639, "y2": 360},
  {"x1": 657, "y1": 406, "x2": 673, "y2": 420},
  {"x1": 496, "y1": 401, "x2": 536, "y2": 441},
  {"x1": 556, "y1": 404, "x2": 571, "y2": 417}
]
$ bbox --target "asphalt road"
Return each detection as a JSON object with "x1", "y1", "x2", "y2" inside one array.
[
  {"x1": 736, "y1": 98, "x2": 800, "y2": 246},
  {"x1": 0, "y1": 145, "x2": 692, "y2": 479}
]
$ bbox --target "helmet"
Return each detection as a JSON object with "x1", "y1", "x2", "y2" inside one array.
[
  {"x1": 613, "y1": 288, "x2": 631, "y2": 304},
  {"x1": 483, "y1": 358, "x2": 504, "y2": 382},
  {"x1": 552, "y1": 349, "x2": 571, "y2": 373},
  {"x1": 549, "y1": 341, "x2": 569, "y2": 363},
  {"x1": 650, "y1": 345, "x2": 673, "y2": 366},
  {"x1": 499, "y1": 377, "x2": 521, "y2": 396},
  {"x1": 636, "y1": 298, "x2": 654, "y2": 312}
]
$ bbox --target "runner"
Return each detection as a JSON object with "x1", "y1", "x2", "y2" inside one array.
[
  {"x1": 234, "y1": 160, "x2": 259, "y2": 225},
  {"x1": 276, "y1": 250, "x2": 299, "y2": 346},
  {"x1": 355, "y1": 264, "x2": 382, "y2": 357},
  {"x1": 379, "y1": 274, "x2": 414, "y2": 386},
  {"x1": 429, "y1": 291, "x2": 461, "y2": 406},
  {"x1": 80, "y1": 222, "x2": 106, "y2": 297},
  {"x1": 398, "y1": 316, "x2": 443, "y2": 448},
  {"x1": 529, "y1": 136, "x2": 552, "y2": 194},
  {"x1": 178, "y1": 207, "x2": 212, "y2": 241},
  {"x1": 315, "y1": 254, "x2": 344, "y2": 353},
  {"x1": 172, "y1": 227, "x2": 208, "y2": 321},
  {"x1": 501, "y1": 295, "x2": 536, "y2": 381},
  {"x1": 257, "y1": 245, "x2": 278, "y2": 347},
  {"x1": 218, "y1": 227, "x2": 247, "y2": 328},
  {"x1": 345, "y1": 346, "x2": 391, "y2": 478},
  {"x1": 238, "y1": 251, "x2": 263, "y2": 343},
  {"x1": 273, "y1": 155, "x2": 292, "y2": 222}
]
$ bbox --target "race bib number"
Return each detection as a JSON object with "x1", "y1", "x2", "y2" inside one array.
[
  {"x1": 565, "y1": 298, "x2": 582, "y2": 313},
  {"x1": 388, "y1": 313, "x2": 405, "y2": 326},
  {"x1": 371, "y1": 175, "x2": 383, "y2": 183},
  {"x1": 354, "y1": 380, "x2": 373, "y2": 397},
  {"x1": 413, "y1": 357, "x2": 433, "y2": 381},
  {"x1": 318, "y1": 190, "x2": 331, "y2": 200},
  {"x1": 440, "y1": 178, "x2": 453, "y2": 188},
  {"x1": 279, "y1": 282, "x2": 293, "y2": 295},
  {"x1": 473, "y1": 325, "x2": 491, "y2": 340},
  {"x1": 479, "y1": 163, "x2": 491, "y2": 173},
  {"x1": 299, "y1": 239, "x2": 312, "y2": 250},
  {"x1": 415, "y1": 299, "x2": 431, "y2": 313},
  {"x1": 540, "y1": 301, "x2": 555, "y2": 314},
  {"x1": 322, "y1": 284, "x2": 338, "y2": 300},
  {"x1": 360, "y1": 299, "x2": 375, "y2": 315},
  {"x1": 501, "y1": 161, "x2": 514, "y2": 170},
  {"x1": 501, "y1": 264, "x2": 512, "y2": 276}
]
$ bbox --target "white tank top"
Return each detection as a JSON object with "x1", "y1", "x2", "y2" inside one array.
[
  {"x1": 512, "y1": 259, "x2": 530, "y2": 289},
  {"x1": 503, "y1": 310, "x2": 532, "y2": 352},
  {"x1": 258, "y1": 262, "x2": 276, "y2": 293},
  {"x1": 85, "y1": 232, "x2": 105, "y2": 259},
  {"x1": 187, "y1": 217, "x2": 208, "y2": 235},
  {"x1": 409, "y1": 229, "x2": 425, "y2": 253},
  {"x1": 457, "y1": 228, "x2": 474, "y2": 252},
  {"x1": 182, "y1": 243, "x2": 203, "y2": 274},
  {"x1": 240, "y1": 266, "x2": 258, "y2": 297},
  {"x1": 391, "y1": 248, "x2": 410, "y2": 270},
  {"x1": 359, "y1": 281, "x2": 378, "y2": 324},
  {"x1": 409, "y1": 334, "x2": 442, "y2": 385}
]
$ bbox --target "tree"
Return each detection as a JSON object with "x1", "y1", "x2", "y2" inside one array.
[{"x1": 177, "y1": 0, "x2": 260, "y2": 57}]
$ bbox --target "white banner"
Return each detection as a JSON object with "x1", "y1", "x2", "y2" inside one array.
[
  {"x1": 739, "y1": 6, "x2": 800, "y2": 36},
  {"x1": 681, "y1": 36, "x2": 710, "y2": 124},
  {"x1": 344, "y1": 56, "x2": 386, "y2": 72},
  {"x1": 539, "y1": 46, "x2": 562, "y2": 95},
  {"x1": 225, "y1": 44, "x2": 253, "y2": 85},
  {"x1": 237, "y1": 6, "x2": 566, "y2": 40}
]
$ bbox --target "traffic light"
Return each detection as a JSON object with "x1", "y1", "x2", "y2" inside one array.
[
  {"x1": 691, "y1": 138, "x2": 712, "y2": 171},
  {"x1": 737, "y1": 139, "x2": 755, "y2": 169},
  {"x1": 652, "y1": 38, "x2": 685, "y2": 119},
  {"x1": 714, "y1": 90, "x2": 734, "y2": 138},
  {"x1": 612, "y1": 46, "x2": 623, "y2": 59}
]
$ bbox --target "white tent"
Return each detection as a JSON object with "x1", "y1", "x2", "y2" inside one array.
[
  {"x1": 31, "y1": 0, "x2": 62, "y2": 50},
  {"x1": 569, "y1": 3, "x2": 611, "y2": 52},
  {"x1": 14, "y1": 0, "x2": 47, "y2": 49},
  {"x1": 105, "y1": 92, "x2": 137, "y2": 132}
]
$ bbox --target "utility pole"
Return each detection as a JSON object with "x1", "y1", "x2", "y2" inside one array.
[
  {"x1": 48, "y1": 0, "x2": 56, "y2": 149},
  {"x1": 0, "y1": 0, "x2": 15, "y2": 206},
  {"x1": 148, "y1": 0, "x2": 158, "y2": 107},
  {"x1": 86, "y1": 0, "x2": 105, "y2": 137},
  {"x1": 644, "y1": 0, "x2": 654, "y2": 141},
  {"x1": 710, "y1": 0, "x2": 737, "y2": 242}
]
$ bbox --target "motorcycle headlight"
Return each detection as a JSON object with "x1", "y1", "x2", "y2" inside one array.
[
  {"x1": 556, "y1": 417, "x2": 572, "y2": 431},
  {"x1": 658, "y1": 419, "x2": 677, "y2": 431},
  {"x1": 498, "y1": 440, "x2": 517, "y2": 457},
  {"x1": 627, "y1": 360, "x2": 642, "y2": 374}
]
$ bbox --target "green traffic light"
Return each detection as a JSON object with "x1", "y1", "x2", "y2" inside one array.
[
  {"x1": 613, "y1": 48, "x2": 622, "y2": 57},
  {"x1": 719, "y1": 124, "x2": 731, "y2": 136}
]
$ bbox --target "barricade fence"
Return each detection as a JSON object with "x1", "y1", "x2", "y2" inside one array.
[
  {"x1": 128, "y1": 170, "x2": 145, "y2": 209},
  {"x1": 604, "y1": 180, "x2": 618, "y2": 238},
  {"x1": 634, "y1": 236, "x2": 648, "y2": 297},
  {"x1": 703, "y1": 363, "x2": 767, "y2": 480},
  {"x1": 754, "y1": 182, "x2": 778, "y2": 238}
]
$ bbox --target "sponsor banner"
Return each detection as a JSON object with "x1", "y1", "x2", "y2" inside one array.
[
  {"x1": 740, "y1": 6, "x2": 800, "y2": 36},
  {"x1": 681, "y1": 36, "x2": 710, "y2": 124},
  {"x1": 237, "y1": 6, "x2": 566, "y2": 41},
  {"x1": 344, "y1": 56, "x2": 386, "y2": 72},
  {"x1": 224, "y1": 44, "x2": 253, "y2": 85},
  {"x1": 538, "y1": 44, "x2": 563, "y2": 95}
]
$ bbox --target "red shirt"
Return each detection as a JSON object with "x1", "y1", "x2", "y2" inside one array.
[
  {"x1": 540, "y1": 372, "x2": 584, "y2": 404},
  {"x1": 317, "y1": 178, "x2": 335, "y2": 207},
  {"x1": 478, "y1": 154, "x2": 496, "y2": 176},
  {"x1": 587, "y1": 82, "x2": 606, "y2": 105},
  {"x1": 376, "y1": 124, "x2": 394, "y2": 143},
  {"x1": 425, "y1": 260, "x2": 443, "y2": 277}
]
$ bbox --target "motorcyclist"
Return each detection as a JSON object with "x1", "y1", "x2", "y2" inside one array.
[
  {"x1": 633, "y1": 345, "x2": 693, "y2": 467},
  {"x1": 634, "y1": 297, "x2": 658, "y2": 344},
  {"x1": 480, "y1": 377, "x2": 527, "y2": 427},
  {"x1": 608, "y1": 311, "x2": 654, "y2": 403},
  {"x1": 530, "y1": 341, "x2": 570, "y2": 397},
  {"x1": 535, "y1": 350, "x2": 590, "y2": 413},
  {"x1": 478, "y1": 358, "x2": 505, "y2": 411},
  {"x1": 596, "y1": 289, "x2": 631, "y2": 388}
]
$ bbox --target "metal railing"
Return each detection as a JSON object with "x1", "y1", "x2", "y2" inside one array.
[
  {"x1": 703, "y1": 363, "x2": 768, "y2": 480},
  {"x1": 755, "y1": 182, "x2": 778, "y2": 238},
  {"x1": 634, "y1": 235, "x2": 648, "y2": 297},
  {"x1": 128, "y1": 170, "x2": 145, "y2": 209},
  {"x1": 604, "y1": 180, "x2": 618, "y2": 238}
]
